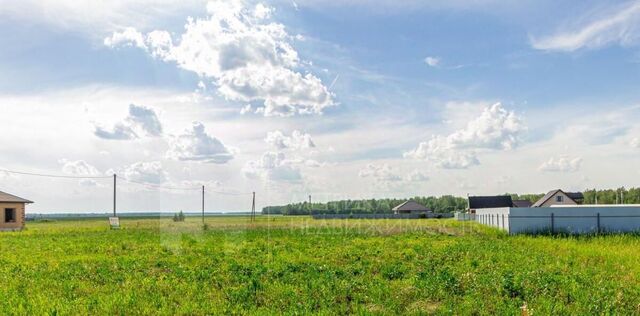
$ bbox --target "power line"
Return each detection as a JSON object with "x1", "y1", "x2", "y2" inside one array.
[
  {"x1": 120, "y1": 178, "x2": 202, "y2": 191},
  {"x1": 1, "y1": 166, "x2": 254, "y2": 196},
  {"x1": 119, "y1": 178, "x2": 253, "y2": 195},
  {"x1": 207, "y1": 189, "x2": 254, "y2": 196},
  {"x1": 0, "y1": 168, "x2": 112, "y2": 179}
]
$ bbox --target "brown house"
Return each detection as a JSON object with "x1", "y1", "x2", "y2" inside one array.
[
  {"x1": 392, "y1": 200, "x2": 431, "y2": 214},
  {"x1": 0, "y1": 190, "x2": 33, "y2": 231}
]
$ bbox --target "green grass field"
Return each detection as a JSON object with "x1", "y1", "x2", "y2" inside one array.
[{"x1": 1, "y1": 216, "x2": 640, "y2": 315}]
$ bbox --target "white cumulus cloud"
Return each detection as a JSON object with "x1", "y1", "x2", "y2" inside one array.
[
  {"x1": 105, "y1": 0, "x2": 335, "y2": 116},
  {"x1": 447, "y1": 102, "x2": 525, "y2": 150},
  {"x1": 122, "y1": 161, "x2": 168, "y2": 184},
  {"x1": 104, "y1": 27, "x2": 146, "y2": 48},
  {"x1": 406, "y1": 170, "x2": 429, "y2": 182},
  {"x1": 358, "y1": 163, "x2": 402, "y2": 183},
  {"x1": 265, "y1": 130, "x2": 315, "y2": 150},
  {"x1": 242, "y1": 151, "x2": 302, "y2": 182},
  {"x1": 166, "y1": 122, "x2": 234, "y2": 164},
  {"x1": 404, "y1": 137, "x2": 480, "y2": 169},
  {"x1": 424, "y1": 56, "x2": 440, "y2": 67},
  {"x1": 538, "y1": 156, "x2": 583, "y2": 173},
  {"x1": 405, "y1": 102, "x2": 524, "y2": 169},
  {"x1": 60, "y1": 159, "x2": 101, "y2": 176},
  {"x1": 59, "y1": 159, "x2": 103, "y2": 186},
  {"x1": 94, "y1": 104, "x2": 162, "y2": 140}
]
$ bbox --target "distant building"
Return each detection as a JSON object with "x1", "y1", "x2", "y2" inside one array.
[
  {"x1": 468, "y1": 195, "x2": 513, "y2": 213},
  {"x1": 0, "y1": 190, "x2": 33, "y2": 231},
  {"x1": 532, "y1": 189, "x2": 583, "y2": 207},
  {"x1": 392, "y1": 200, "x2": 431, "y2": 214}
]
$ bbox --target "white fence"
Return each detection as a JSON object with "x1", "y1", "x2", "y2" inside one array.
[{"x1": 475, "y1": 206, "x2": 640, "y2": 234}]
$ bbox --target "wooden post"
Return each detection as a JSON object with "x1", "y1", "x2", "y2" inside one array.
[{"x1": 551, "y1": 213, "x2": 555, "y2": 234}]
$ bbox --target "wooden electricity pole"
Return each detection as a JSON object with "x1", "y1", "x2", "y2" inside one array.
[
  {"x1": 251, "y1": 192, "x2": 256, "y2": 221},
  {"x1": 113, "y1": 174, "x2": 117, "y2": 217},
  {"x1": 202, "y1": 185, "x2": 205, "y2": 224}
]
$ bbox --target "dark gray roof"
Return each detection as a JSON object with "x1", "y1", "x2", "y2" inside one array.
[
  {"x1": 532, "y1": 189, "x2": 581, "y2": 207},
  {"x1": 512, "y1": 200, "x2": 533, "y2": 207},
  {"x1": 392, "y1": 200, "x2": 430, "y2": 212},
  {"x1": 0, "y1": 190, "x2": 33, "y2": 203},
  {"x1": 566, "y1": 192, "x2": 584, "y2": 200},
  {"x1": 468, "y1": 196, "x2": 513, "y2": 209}
]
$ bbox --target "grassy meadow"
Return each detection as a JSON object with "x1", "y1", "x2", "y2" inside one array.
[{"x1": 1, "y1": 216, "x2": 640, "y2": 315}]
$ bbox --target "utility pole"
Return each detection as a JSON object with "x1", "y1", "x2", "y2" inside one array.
[
  {"x1": 202, "y1": 185, "x2": 205, "y2": 224},
  {"x1": 113, "y1": 174, "x2": 117, "y2": 217},
  {"x1": 251, "y1": 192, "x2": 256, "y2": 221}
]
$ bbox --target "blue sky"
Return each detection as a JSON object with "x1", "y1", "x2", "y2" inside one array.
[{"x1": 0, "y1": 0, "x2": 639, "y2": 212}]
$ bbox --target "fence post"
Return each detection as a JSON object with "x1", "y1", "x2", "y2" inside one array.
[
  {"x1": 551, "y1": 213, "x2": 555, "y2": 234},
  {"x1": 502, "y1": 214, "x2": 505, "y2": 230},
  {"x1": 597, "y1": 213, "x2": 600, "y2": 234},
  {"x1": 507, "y1": 214, "x2": 511, "y2": 235}
]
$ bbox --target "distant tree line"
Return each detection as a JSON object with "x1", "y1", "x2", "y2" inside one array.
[
  {"x1": 262, "y1": 195, "x2": 467, "y2": 215},
  {"x1": 263, "y1": 187, "x2": 640, "y2": 215},
  {"x1": 582, "y1": 187, "x2": 640, "y2": 204}
]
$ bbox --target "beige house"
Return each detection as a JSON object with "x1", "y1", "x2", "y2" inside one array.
[
  {"x1": 532, "y1": 189, "x2": 583, "y2": 207},
  {"x1": 0, "y1": 191, "x2": 33, "y2": 231}
]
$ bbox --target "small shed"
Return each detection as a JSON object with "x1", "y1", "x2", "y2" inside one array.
[
  {"x1": 0, "y1": 190, "x2": 33, "y2": 231},
  {"x1": 392, "y1": 200, "x2": 431, "y2": 214}
]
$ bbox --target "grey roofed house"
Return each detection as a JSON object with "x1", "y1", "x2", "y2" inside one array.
[
  {"x1": 566, "y1": 192, "x2": 584, "y2": 201},
  {"x1": 0, "y1": 191, "x2": 33, "y2": 203},
  {"x1": 468, "y1": 195, "x2": 513, "y2": 211},
  {"x1": 512, "y1": 200, "x2": 533, "y2": 208},
  {"x1": 532, "y1": 189, "x2": 583, "y2": 207},
  {"x1": 392, "y1": 200, "x2": 431, "y2": 214}
]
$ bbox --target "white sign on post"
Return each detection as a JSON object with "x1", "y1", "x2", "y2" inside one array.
[{"x1": 109, "y1": 217, "x2": 120, "y2": 229}]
